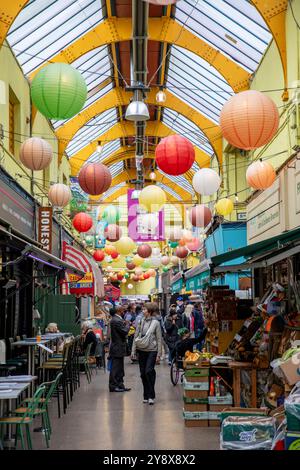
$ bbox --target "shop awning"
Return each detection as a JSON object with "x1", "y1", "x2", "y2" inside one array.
[
  {"x1": 21, "y1": 244, "x2": 85, "y2": 277},
  {"x1": 211, "y1": 227, "x2": 300, "y2": 274}
]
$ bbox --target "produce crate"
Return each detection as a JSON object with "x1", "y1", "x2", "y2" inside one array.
[
  {"x1": 185, "y1": 368, "x2": 210, "y2": 378},
  {"x1": 185, "y1": 376, "x2": 209, "y2": 383},
  {"x1": 183, "y1": 396, "x2": 208, "y2": 405},
  {"x1": 184, "y1": 390, "x2": 209, "y2": 399},
  {"x1": 183, "y1": 411, "x2": 209, "y2": 420},
  {"x1": 183, "y1": 359, "x2": 209, "y2": 369},
  {"x1": 185, "y1": 420, "x2": 209, "y2": 427},
  {"x1": 208, "y1": 394, "x2": 233, "y2": 406},
  {"x1": 184, "y1": 403, "x2": 208, "y2": 412},
  {"x1": 183, "y1": 378, "x2": 209, "y2": 391}
]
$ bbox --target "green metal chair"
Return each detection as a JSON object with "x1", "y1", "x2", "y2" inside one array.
[
  {"x1": 19, "y1": 372, "x2": 63, "y2": 444},
  {"x1": 79, "y1": 343, "x2": 92, "y2": 383},
  {"x1": 0, "y1": 385, "x2": 46, "y2": 450}
]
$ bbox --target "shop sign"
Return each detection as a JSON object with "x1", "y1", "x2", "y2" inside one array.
[
  {"x1": 127, "y1": 189, "x2": 165, "y2": 241},
  {"x1": 69, "y1": 272, "x2": 94, "y2": 295},
  {"x1": 171, "y1": 279, "x2": 183, "y2": 293},
  {"x1": 186, "y1": 270, "x2": 210, "y2": 291},
  {"x1": 38, "y1": 207, "x2": 53, "y2": 253},
  {"x1": 247, "y1": 180, "x2": 281, "y2": 243}
]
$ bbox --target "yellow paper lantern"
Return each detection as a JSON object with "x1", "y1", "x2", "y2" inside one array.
[
  {"x1": 133, "y1": 254, "x2": 144, "y2": 266},
  {"x1": 215, "y1": 198, "x2": 234, "y2": 216},
  {"x1": 139, "y1": 185, "x2": 166, "y2": 212},
  {"x1": 115, "y1": 236, "x2": 136, "y2": 255}
]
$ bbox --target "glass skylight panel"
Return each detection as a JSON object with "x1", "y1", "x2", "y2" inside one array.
[
  {"x1": 162, "y1": 108, "x2": 213, "y2": 156},
  {"x1": 7, "y1": 0, "x2": 105, "y2": 75},
  {"x1": 159, "y1": 172, "x2": 194, "y2": 194},
  {"x1": 166, "y1": 45, "x2": 233, "y2": 123},
  {"x1": 87, "y1": 140, "x2": 121, "y2": 164},
  {"x1": 174, "y1": 0, "x2": 272, "y2": 72},
  {"x1": 109, "y1": 162, "x2": 124, "y2": 179},
  {"x1": 100, "y1": 183, "x2": 126, "y2": 200},
  {"x1": 67, "y1": 108, "x2": 118, "y2": 157},
  {"x1": 157, "y1": 183, "x2": 182, "y2": 201}
]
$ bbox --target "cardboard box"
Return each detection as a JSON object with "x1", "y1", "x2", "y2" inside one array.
[
  {"x1": 183, "y1": 378, "x2": 209, "y2": 391},
  {"x1": 208, "y1": 394, "x2": 233, "y2": 405},
  {"x1": 184, "y1": 403, "x2": 208, "y2": 412},
  {"x1": 209, "y1": 420, "x2": 220, "y2": 427},
  {"x1": 183, "y1": 411, "x2": 209, "y2": 420},
  {"x1": 185, "y1": 420, "x2": 209, "y2": 427},
  {"x1": 285, "y1": 431, "x2": 300, "y2": 450},
  {"x1": 184, "y1": 390, "x2": 209, "y2": 399},
  {"x1": 185, "y1": 376, "x2": 209, "y2": 383},
  {"x1": 279, "y1": 353, "x2": 300, "y2": 386}
]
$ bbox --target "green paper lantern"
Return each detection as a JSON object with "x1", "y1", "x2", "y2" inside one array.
[
  {"x1": 125, "y1": 256, "x2": 133, "y2": 263},
  {"x1": 31, "y1": 63, "x2": 87, "y2": 120},
  {"x1": 85, "y1": 235, "x2": 94, "y2": 247},
  {"x1": 169, "y1": 241, "x2": 179, "y2": 248},
  {"x1": 162, "y1": 266, "x2": 169, "y2": 272},
  {"x1": 102, "y1": 205, "x2": 120, "y2": 224},
  {"x1": 142, "y1": 260, "x2": 151, "y2": 269},
  {"x1": 124, "y1": 273, "x2": 129, "y2": 279}
]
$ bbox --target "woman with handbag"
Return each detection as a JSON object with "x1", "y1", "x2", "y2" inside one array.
[{"x1": 131, "y1": 302, "x2": 162, "y2": 405}]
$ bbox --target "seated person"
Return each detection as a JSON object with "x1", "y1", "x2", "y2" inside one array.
[
  {"x1": 172, "y1": 327, "x2": 208, "y2": 360},
  {"x1": 45, "y1": 323, "x2": 64, "y2": 353},
  {"x1": 81, "y1": 321, "x2": 98, "y2": 356}
]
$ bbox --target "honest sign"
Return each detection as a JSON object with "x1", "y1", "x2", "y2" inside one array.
[{"x1": 38, "y1": 207, "x2": 53, "y2": 253}]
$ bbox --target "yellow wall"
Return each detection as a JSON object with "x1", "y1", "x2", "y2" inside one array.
[{"x1": 120, "y1": 277, "x2": 155, "y2": 296}]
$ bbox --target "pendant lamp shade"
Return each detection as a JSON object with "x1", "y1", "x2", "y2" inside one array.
[
  {"x1": 246, "y1": 161, "x2": 276, "y2": 190},
  {"x1": 31, "y1": 63, "x2": 87, "y2": 120},
  {"x1": 220, "y1": 90, "x2": 279, "y2": 150},
  {"x1": 79, "y1": 163, "x2": 112, "y2": 195},
  {"x1": 192, "y1": 168, "x2": 221, "y2": 196},
  {"x1": 155, "y1": 135, "x2": 195, "y2": 176},
  {"x1": 72, "y1": 212, "x2": 93, "y2": 233},
  {"x1": 20, "y1": 137, "x2": 52, "y2": 171},
  {"x1": 48, "y1": 183, "x2": 71, "y2": 207},
  {"x1": 125, "y1": 101, "x2": 150, "y2": 121}
]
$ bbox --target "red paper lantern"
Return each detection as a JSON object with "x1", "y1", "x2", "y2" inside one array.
[
  {"x1": 111, "y1": 251, "x2": 119, "y2": 260},
  {"x1": 189, "y1": 205, "x2": 212, "y2": 228},
  {"x1": 126, "y1": 262, "x2": 136, "y2": 270},
  {"x1": 117, "y1": 273, "x2": 124, "y2": 281},
  {"x1": 220, "y1": 90, "x2": 279, "y2": 150},
  {"x1": 111, "y1": 275, "x2": 118, "y2": 282},
  {"x1": 178, "y1": 239, "x2": 186, "y2": 246},
  {"x1": 132, "y1": 275, "x2": 139, "y2": 282},
  {"x1": 155, "y1": 135, "x2": 195, "y2": 175},
  {"x1": 78, "y1": 163, "x2": 112, "y2": 195},
  {"x1": 175, "y1": 246, "x2": 189, "y2": 259},
  {"x1": 143, "y1": 272, "x2": 150, "y2": 280},
  {"x1": 137, "y1": 244, "x2": 152, "y2": 259},
  {"x1": 93, "y1": 249, "x2": 105, "y2": 262},
  {"x1": 104, "y1": 224, "x2": 122, "y2": 242},
  {"x1": 72, "y1": 212, "x2": 93, "y2": 233}
]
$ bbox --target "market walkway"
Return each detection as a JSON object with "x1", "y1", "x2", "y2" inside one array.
[{"x1": 32, "y1": 359, "x2": 220, "y2": 450}]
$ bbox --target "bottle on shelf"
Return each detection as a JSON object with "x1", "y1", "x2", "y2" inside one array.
[
  {"x1": 209, "y1": 376, "x2": 215, "y2": 396},
  {"x1": 215, "y1": 377, "x2": 221, "y2": 397},
  {"x1": 36, "y1": 326, "x2": 42, "y2": 343}
]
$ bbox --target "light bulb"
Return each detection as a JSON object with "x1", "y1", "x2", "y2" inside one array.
[
  {"x1": 150, "y1": 171, "x2": 156, "y2": 180},
  {"x1": 97, "y1": 141, "x2": 103, "y2": 154},
  {"x1": 235, "y1": 193, "x2": 239, "y2": 203},
  {"x1": 156, "y1": 90, "x2": 166, "y2": 104}
]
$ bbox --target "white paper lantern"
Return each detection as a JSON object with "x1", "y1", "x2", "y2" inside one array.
[
  {"x1": 152, "y1": 247, "x2": 161, "y2": 257},
  {"x1": 151, "y1": 257, "x2": 161, "y2": 267},
  {"x1": 192, "y1": 168, "x2": 221, "y2": 196},
  {"x1": 128, "y1": 284, "x2": 133, "y2": 290},
  {"x1": 161, "y1": 256, "x2": 170, "y2": 266},
  {"x1": 121, "y1": 278, "x2": 127, "y2": 284},
  {"x1": 105, "y1": 255, "x2": 112, "y2": 263},
  {"x1": 182, "y1": 229, "x2": 193, "y2": 242}
]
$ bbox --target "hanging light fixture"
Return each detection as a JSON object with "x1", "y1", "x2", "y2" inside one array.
[
  {"x1": 125, "y1": 100, "x2": 150, "y2": 121},
  {"x1": 97, "y1": 141, "x2": 103, "y2": 154},
  {"x1": 150, "y1": 171, "x2": 156, "y2": 180},
  {"x1": 156, "y1": 90, "x2": 166, "y2": 104}
]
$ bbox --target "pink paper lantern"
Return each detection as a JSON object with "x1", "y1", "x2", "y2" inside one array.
[
  {"x1": 186, "y1": 238, "x2": 201, "y2": 251},
  {"x1": 104, "y1": 224, "x2": 122, "y2": 242},
  {"x1": 48, "y1": 183, "x2": 71, "y2": 207},
  {"x1": 20, "y1": 137, "x2": 52, "y2": 171},
  {"x1": 161, "y1": 256, "x2": 170, "y2": 266}
]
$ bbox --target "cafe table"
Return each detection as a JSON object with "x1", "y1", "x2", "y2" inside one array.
[{"x1": 0, "y1": 381, "x2": 31, "y2": 448}]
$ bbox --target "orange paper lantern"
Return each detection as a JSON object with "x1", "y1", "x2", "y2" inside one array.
[
  {"x1": 78, "y1": 163, "x2": 112, "y2": 195},
  {"x1": 220, "y1": 90, "x2": 279, "y2": 150},
  {"x1": 179, "y1": 239, "x2": 186, "y2": 246},
  {"x1": 246, "y1": 160, "x2": 276, "y2": 190}
]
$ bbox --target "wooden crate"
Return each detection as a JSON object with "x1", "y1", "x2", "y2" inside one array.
[
  {"x1": 185, "y1": 376, "x2": 209, "y2": 383},
  {"x1": 209, "y1": 420, "x2": 220, "y2": 427},
  {"x1": 185, "y1": 420, "x2": 209, "y2": 427},
  {"x1": 184, "y1": 403, "x2": 208, "y2": 412},
  {"x1": 184, "y1": 390, "x2": 209, "y2": 399}
]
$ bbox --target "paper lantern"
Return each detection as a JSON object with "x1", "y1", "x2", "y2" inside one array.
[
  {"x1": 128, "y1": 284, "x2": 133, "y2": 289},
  {"x1": 124, "y1": 273, "x2": 129, "y2": 279},
  {"x1": 189, "y1": 205, "x2": 212, "y2": 228},
  {"x1": 175, "y1": 246, "x2": 189, "y2": 258},
  {"x1": 72, "y1": 212, "x2": 93, "y2": 233},
  {"x1": 105, "y1": 256, "x2": 113, "y2": 264},
  {"x1": 139, "y1": 213, "x2": 159, "y2": 232},
  {"x1": 48, "y1": 183, "x2": 71, "y2": 207},
  {"x1": 148, "y1": 268, "x2": 156, "y2": 277},
  {"x1": 171, "y1": 256, "x2": 179, "y2": 265},
  {"x1": 107, "y1": 266, "x2": 113, "y2": 272},
  {"x1": 139, "y1": 185, "x2": 166, "y2": 212},
  {"x1": 79, "y1": 163, "x2": 111, "y2": 196},
  {"x1": 121, "y1": 278, "x2": 127, "y2": 284},
  {"x1": 142, "y1": 259, "x2": 152, "y2": 269},
  {"x1": 178, "y1": 239, "x2": 186, "y2": 246},
  {"x1": 155, "y1": 135, "x2": 195, "y2": 175},
  {"x1": 246, "y1": 161, "x2": 276, "y2": 190},
  {"x1": 85, "y1": 235, "x2": 94, "y2": 247},
  {"x1": 162, "y1": 266, "x2": 169, "y2": 272},
  {"x1": 152, "y1": 247, "x2": 161, "y2": 257},
  {"x1": 93, "y1": 250, "x2": 105, "y2": 262},
  {"x1": 117, "y1": 273, "x2": 124, "y2": 281},
  {"x1": 135, "y1": 267, "x2": 143, "y2": 276},
  {"x1": 143, "y1": 272, "x2": 150, "y2": 280},
  {"x1": 133, "y1": 254, "x2": 144, "y2": 266},
  {"x1": 169, "y1": 241, "x2": 179, "y2": 248},
  {"x1": 31, "y1": 63, "x2": 87, "y2": 120},
  {"x1": 20, "y1": 137, "x2": 52, "y2": 171},
  {"x1": 182, "y1": 229, "x2": 193, "y2": 242},
  {"x1": 105, "y1": 245, "x2": 116, "y2": 255},
  {"x1": 151, "y1": 257, "x2": 161, "y2": 267},
  {"x1": 125, "y1": 256, "x2": 133, "y2": 263},
  {"x1": 169, "y1": 227, "x2": 183, "y2": 241},
  {"x1": 104, "y1": 224, "x2": 122, "y2": 242},
  {"x1": 215, "y1": 198, "x2": 234, "y2": 216},
  {"x1": 137, "y1": 244, "x2": 152, "y2": 258},
  {"x1": 161, "y1": 256, "x2": 170, "y2": 266},
  {"x1": 132, "y1": 275, "x2": 139, "y2": 282},
  {"x1": 111, "y1": 251, "x2": 119, "y2": 260},
  {"x1": 186, "y1": 238, "x2": 201, "y2": 251},
  {"x1": 126, "y1": 262, "x2": 136, "y2": 271},
  {"x1": 192, "y1": 169, "x2": 221, "y2": 196},
  {"x1": 220, "y1": 90, "x2": 279, "y2": 150},
  {"x1": 115, "y1": 236, "x2": 135, "y2": 255},
  {"x1": 102, "y1": 205, "x2": 120, "y2": 224}
]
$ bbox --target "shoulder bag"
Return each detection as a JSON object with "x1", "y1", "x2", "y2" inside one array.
[{"x1": 134, "y1": 319, "x2": 157, "y2": 351}]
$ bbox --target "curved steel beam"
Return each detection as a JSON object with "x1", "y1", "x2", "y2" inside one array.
[
  {"x1": 69, "y1": 121, "x2": 213, "y2": 175},
  {"x1": 57, "y1": 87, "x2": 221, "y2": 166},
  {"x1": 28, "y1": 17, "x2": 250, "y2": 92},
  {"x1": 0, "y1": 0, "x2": 29, "y2": 47}
]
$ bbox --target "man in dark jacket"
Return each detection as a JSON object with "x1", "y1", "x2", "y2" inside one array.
[
  {"x1": 164, "y1": 309, "x2": 183, "y2": 364},
  {"x1": 109, "y1": 306, "x2": 131, "y2": 392}
]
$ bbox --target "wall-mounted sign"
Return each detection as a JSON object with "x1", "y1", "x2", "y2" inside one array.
[
  {"x1": 38, "y1": 207, "x2": 53, "y2": 253},
  {"x1": 127, "y1": 189, "x2": 165, "y2": 241},
  {"x1": 237, "y1": 212, "x2": 247, "y2": 221}
]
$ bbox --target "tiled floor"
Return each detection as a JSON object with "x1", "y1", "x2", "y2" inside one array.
[{"x1": 32, "y1": 360, "x2": 220, "y2": 450}]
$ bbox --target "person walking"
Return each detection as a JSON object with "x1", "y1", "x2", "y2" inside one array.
[
  {"x1": 192, "y1": 302, "x2": 205, "y2": 349},
  {"x1": 182, "y1": 304, "x2": 194, "y2": 336},
  {"x1": 109, "y1": 306, "x2": 131, "y2": 393},
  {"x1": 131, "y1": 302, "x2": 162, "y2": 405},
  {"x1": 164, "y1": 308, "x2": 183, "y2": 365}
]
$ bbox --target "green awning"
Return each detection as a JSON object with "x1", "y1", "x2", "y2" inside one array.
[
  {"x1": 186, "y1": 270, "x2": 210, "y2": 291},
  {"x1": 211, "y1": 226, "x2": 300, "y2": 267},
  {"x1": 171, "y1": 278, "x2": 183, "y2": 293}
]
